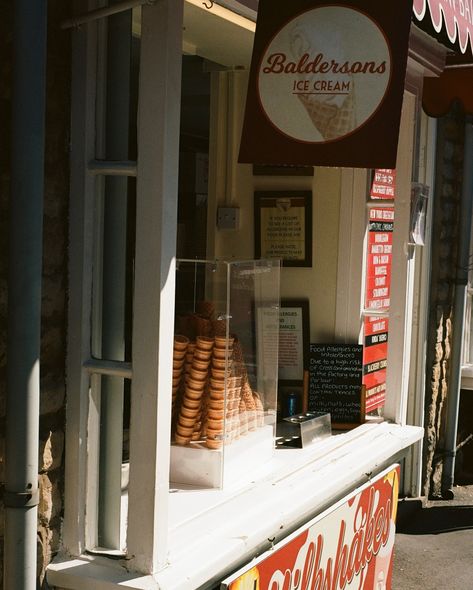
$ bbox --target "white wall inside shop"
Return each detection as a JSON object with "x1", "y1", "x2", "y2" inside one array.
[{"x1": 207, "y1": 70, "x2": 342, "y2": 343}]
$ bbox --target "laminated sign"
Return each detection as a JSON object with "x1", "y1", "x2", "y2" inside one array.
[{"x1": 239, "y1": 0, "x2": 412, "y2": 168}]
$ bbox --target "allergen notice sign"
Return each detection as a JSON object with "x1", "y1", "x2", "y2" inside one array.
[{"x1": 309, "y1": 343, "x2": 365, "y2": 428}]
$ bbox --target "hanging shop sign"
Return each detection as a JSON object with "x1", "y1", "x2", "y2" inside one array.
[
  {"x1": 413, "y1": 0, "x2": 473, "y2": 56},
  {"x1": 222, "y1": 464, "x2": 400, "y2": 590},
  {"x1": 239, "y1": 0, "x2": 412, "y2": 168}
]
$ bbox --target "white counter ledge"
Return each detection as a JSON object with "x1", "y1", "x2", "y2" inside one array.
[{"x1": 47, "y1": 422, "x2": 423, "y2": 590}]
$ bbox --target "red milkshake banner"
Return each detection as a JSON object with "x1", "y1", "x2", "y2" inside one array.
[
  {"x1": 239, "y1": 0, "x2": 412, "y2": 168},
  {"x1": 222, "y1": 465, "x2": 400, "y2": 590}
]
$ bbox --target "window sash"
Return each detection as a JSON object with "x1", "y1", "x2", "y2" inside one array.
[{"x1": 64, "y1": 0, "x2": 183, "y2": 572}]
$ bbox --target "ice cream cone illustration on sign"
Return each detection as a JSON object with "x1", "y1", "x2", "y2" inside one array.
[
  {"x1": 258, "y1": 6, "x2": 391, "y2": 143},
  {"x1": 290, "y1": 24, "x2": 356, "y2": 140}
]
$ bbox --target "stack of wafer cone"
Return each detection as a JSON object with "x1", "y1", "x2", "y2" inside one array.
[
  {"x1": 172, "y1": 335, "x2": 189, "y2": 418},
  {"x1": 174, "y1": 336, "x2": 214, "y2": 445},
  {"x1": 238, "y1": 397, "x2": 248, "y2": 437},
  {"x1": 241, "y1": 381, "x2": 257, "y2": 431},
  {"x1": 212, "y1": 317, "x2": 227, "y2": 338},
  {"x1": 204, "y1": 335, "x2": 234, "y2": 449},
  {"x1": 225, "y1": 375, "x2": 242, "y2": 442},
  {"x1": 197, "y1": 300, "x2": 215, "y2": 321},
  {"x1": 232, "y1": 337, "x2": 259, "y2": 432},
  {"x1": 173, "y1": 303, "x2": 268, "y2": 450},
  {"x1": 253, "y1": 392, "x2": 265, "y2": 428}
]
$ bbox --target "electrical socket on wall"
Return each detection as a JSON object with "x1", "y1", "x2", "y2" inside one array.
[{"x1": 217, "y1": 207, "x2": 240, "y2": 230}]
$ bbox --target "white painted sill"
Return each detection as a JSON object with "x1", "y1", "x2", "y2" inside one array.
[{"x1": 47, "y1": 421, "x2": 423, "y2": 590}]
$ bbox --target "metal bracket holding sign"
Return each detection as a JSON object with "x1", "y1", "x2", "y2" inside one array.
[{"x1": 276, "y1": 411, "x2": 331, "y2": 449}]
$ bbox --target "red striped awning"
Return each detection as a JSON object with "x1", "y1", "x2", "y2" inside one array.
[
  {"x1": 423, "y1": 66, "x2": 473, "y2": 116},
  {"x1": 413, "y1": 0, "x2": 473, "y2": 55}
]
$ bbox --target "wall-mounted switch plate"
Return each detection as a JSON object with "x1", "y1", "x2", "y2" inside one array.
[{"x1": 217, "y1": 207, "x2": 240, "y2": 230}]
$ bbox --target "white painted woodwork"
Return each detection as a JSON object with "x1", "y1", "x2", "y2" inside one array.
[
  {"x1": 63, "y1": 1, "x2": 98, "y2": 555},
  {"x1": 125, "y1": 0, "x2": 183, "y2": 574},
  {"x1": 384, "y1": 91, "x2": 416, "y2": 424},
  {"x1": 404, "y1": 113, "x2": 437, "y2": 497},
  {"x1": 335, "y1": 168, "x2": 369, "y2": 343}
]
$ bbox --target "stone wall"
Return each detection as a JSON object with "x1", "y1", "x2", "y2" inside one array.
[
  {"x1": 0, "y1": 1, "x2": 71, "y2": 586},
  {"x1": 423, "y1": 104, "x2": 465, "y2": 499}
]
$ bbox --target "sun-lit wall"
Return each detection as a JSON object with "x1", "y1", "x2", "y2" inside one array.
[{"x1": 207, "y1": 70, "x2": 342, "y2": 343}]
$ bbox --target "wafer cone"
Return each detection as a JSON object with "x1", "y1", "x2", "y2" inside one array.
[
  {"x1": 197, "y1": 300, "x2": 215, "y2": 320},
  {"x1": 192, "y1": 314, "x2": 212, "y2": 337},
  {"x1": 212, "y1": 318, "x2": 227, "y2": 337},
  {"x1": 239, "y1": 398, "x2": 248, "y2": 436},
  {"x1": 253, "y1": 393, "x2": 265, "y2": 428},
  {"x1": 298, "y1": 89, "x2": 356, "y2": 141},
  {"x1": 241, "y1": 381, "x2": 257, "y2": 431}
]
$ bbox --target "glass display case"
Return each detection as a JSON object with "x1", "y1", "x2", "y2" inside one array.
[{"x1": 170, "y1": 259, "x2": 280, "y2": 489}]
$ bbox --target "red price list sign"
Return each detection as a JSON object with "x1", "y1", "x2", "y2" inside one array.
[
  {"x1": 370, "y1": 168, "x2": 396, "y2": 199},
  {"x1": 363, "y1": 170, "x2": 395, "y2": 414},
  {"x1": 365, "y1": 207, "x2": 394, "y2": 311},
  {"x1": 363, "y1": 316, "x2": 389, "y2": 413}
]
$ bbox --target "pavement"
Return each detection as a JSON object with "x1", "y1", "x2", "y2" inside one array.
[{"x1": 392, "y1": 485, "x2": 473, "y2": 590}]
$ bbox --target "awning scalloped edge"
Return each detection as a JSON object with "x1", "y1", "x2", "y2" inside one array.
[{"x1": 413, "y1": 0, "x2": 473, "y2": 54}]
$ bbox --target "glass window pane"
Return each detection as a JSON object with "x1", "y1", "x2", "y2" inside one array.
[
  {"x1": 91, "y1": 178, "x2": 135, "y2": 363},
  {"x1": 362, "y1": 170, "x2": 395, "y2": 417},
  {"x1": 95, "y1": 375, "x2": 130, "y2": 552}
]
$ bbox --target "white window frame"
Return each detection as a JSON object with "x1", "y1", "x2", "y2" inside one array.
[{"x1": 62, "y1": 0, "x2": 183, "y2": 572}]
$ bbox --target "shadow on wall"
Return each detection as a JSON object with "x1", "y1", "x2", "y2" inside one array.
[{"x1": 398, "y1": 505, "x2": 473, "y2": 535}]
